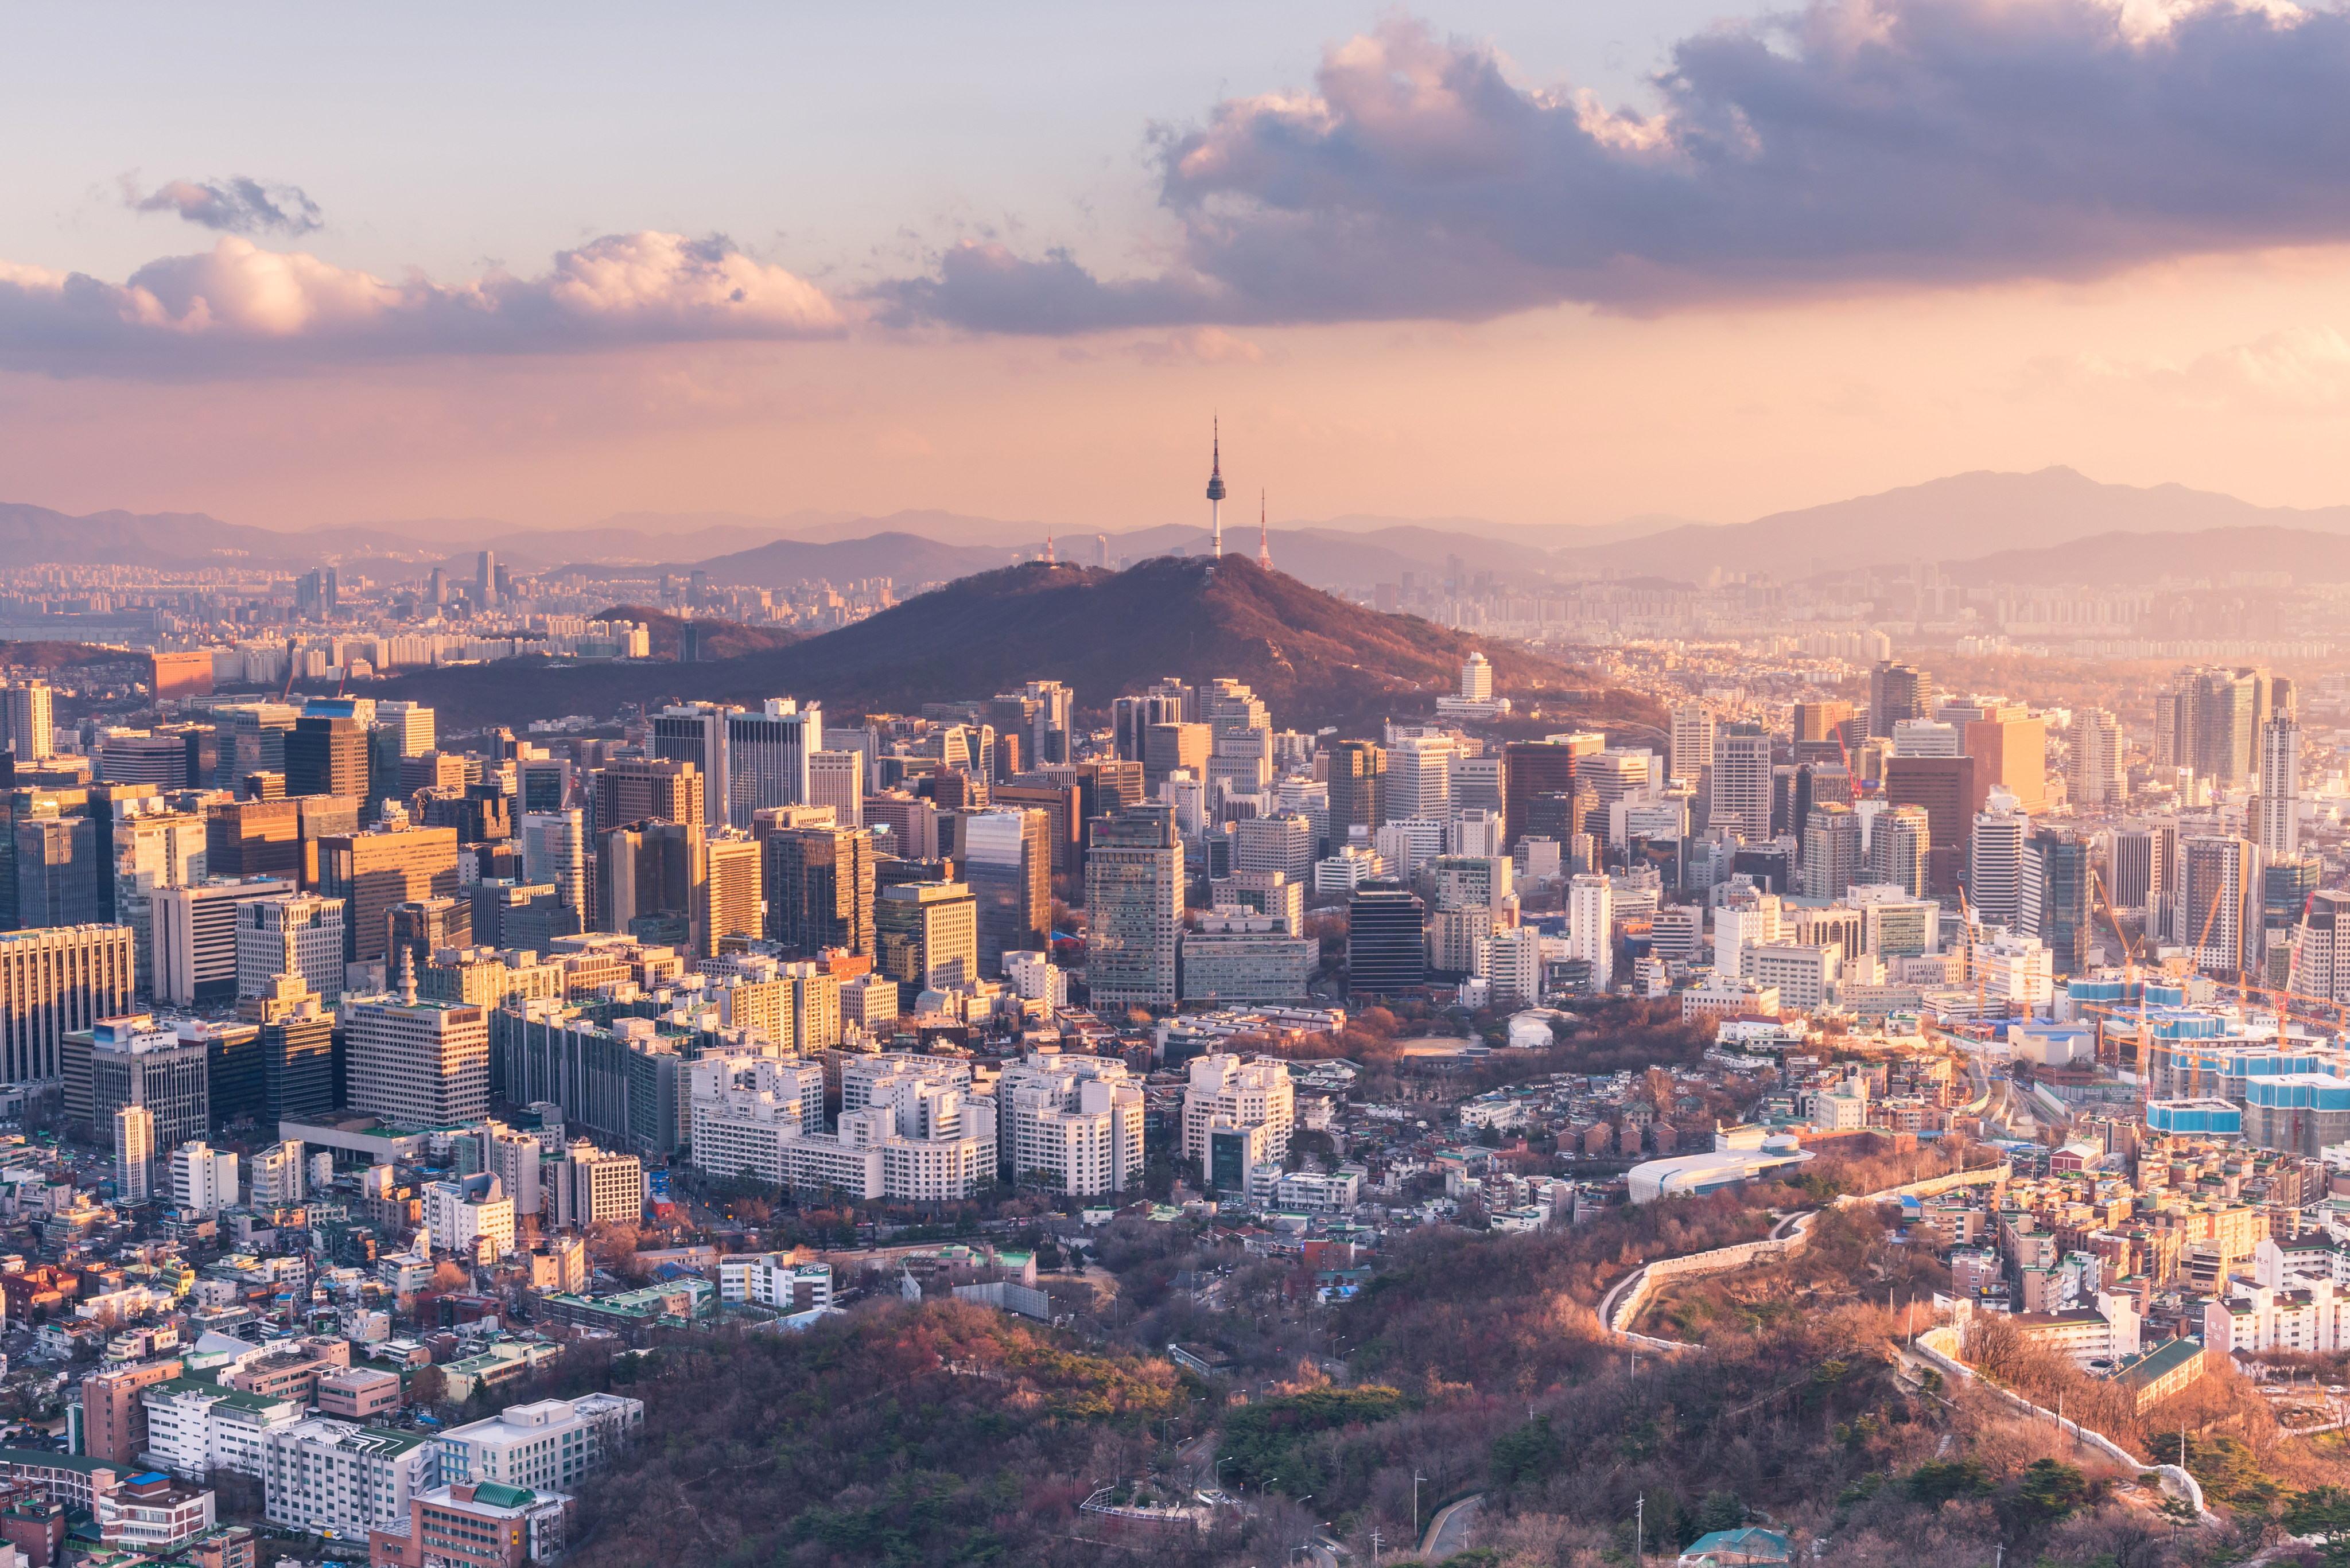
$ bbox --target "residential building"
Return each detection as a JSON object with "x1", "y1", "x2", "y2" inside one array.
[
  {"x1": 1180, "y1": 1054, "x2": 1294, "y2": 1164},
  {"x1": 1567, "y1": 873, "x2": 1614, "y2": 991},
  {"x1": 999, "y1": 1052, "x2": 1141, "y2": 1196},
  {"x1": 172, "y1": 1142, "x2": 239, "y2": 1216}
]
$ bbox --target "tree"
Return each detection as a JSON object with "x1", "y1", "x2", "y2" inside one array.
[
  {"x1": 1692, "y1": 1490, "x2": 1743, "y2": 1535},
  {"x1": 2009, "y1": 1458, "x2": 2087, "y2": 1527},
  {"x1": 407, "y1": 1365, "x2": 447, "y2": 1408},
  {"x1": 430, "y1": 1260, "x2": 472, "y2": 1293},
  {"x1": 1906, "y1": 1460, "x2": 1992, "y2": 1507},
  {"x1": 2283, "y1": 1485, "x2": 2350, "y2": 1565},
  {"x1": 1488, "y1": 1417, "x2": 1560, "y2": 1489}
]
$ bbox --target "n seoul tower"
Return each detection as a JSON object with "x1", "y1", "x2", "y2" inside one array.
[{"x1": 1206, "y1": 418, "x2": 1226, "y2": 558}]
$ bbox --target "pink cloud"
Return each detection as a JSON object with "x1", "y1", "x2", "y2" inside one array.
[{"x1": 0, "y1": 231, "x2": 845, "y2": 376}]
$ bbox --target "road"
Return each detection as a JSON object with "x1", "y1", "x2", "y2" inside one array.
[{"x1": 1421, "y1": 1494, "x2": 1480, "y2": 1559}]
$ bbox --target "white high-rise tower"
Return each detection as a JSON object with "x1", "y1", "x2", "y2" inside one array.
[
  {"x1": 1206, "y1": 421, "x2": 1226, "y2": 558},
  {"x1": 2258, "y1": 705, "x2": 2300, "y2": 857}
]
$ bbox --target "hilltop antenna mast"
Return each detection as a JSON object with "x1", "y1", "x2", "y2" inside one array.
[{"x1": 1258, "y1": 489, "x2": 1273, "y2": 569}]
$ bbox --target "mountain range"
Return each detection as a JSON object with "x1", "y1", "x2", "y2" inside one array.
[
  {"x1": 365, "y1": 554, "x2": 1663, "y2": 736},
  {"x1": 9, "y1": 466, "x2": 2350, "y2": 587}
]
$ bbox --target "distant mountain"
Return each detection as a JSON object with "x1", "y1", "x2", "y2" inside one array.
[
  {"x1": 370, "y1": 555, "x2": 1661, "y2": 735},
  {"x1": 1941, "y1": 526, "x2": 2350, "y2": 586},
  {"x1": 556, "y1": 533, "x2": 1020, "y2": 589},
  {"x1": 0, "y1": 502, "x2": 286, "y2": 567},
  {"x1": 1552, "y1": 467, "x2": 2350, "y2": 578}
]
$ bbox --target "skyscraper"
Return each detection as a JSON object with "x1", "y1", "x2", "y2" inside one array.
[
  {"x1": 1707, "y1": 725, "x2": 1772, "y2": 840},
  {"x1": 2030, "y1": 827, "x2": 2091, "y2": 974},
  {"x1": 701, "y1": 831, "x2": 763, "y2": 957},
  {"x1": 1567, "y1": 873, "x2": 1614, "y2": 991},
  {"x1": 2176, "y1": 835, "x2": 2259, "y2": 972},
  {"x1": 476, "y1": 549, "x2": 497, "y2": 608},
  {"x1": 1083, "y1": 804, "x2": 1181, "y2": 1010},
  {"x1": 316, "y1": 828, "x2": 460, "y2": 965},
  {"x1": 1346, "y1": 884, "x2": 1425, "y2": 996},
  {"x1": 0, "y1": 924, "x2": 134, "y2": 1083},
  {"x1": 2, "y1": 682, "x2": 54, "y2": 761},
  {"x1": 727, "y1": 699, "x2": 823, "y2": 828},
  {"x1": 15, "y1": 815, "x2": 101, "y2": 928},
  {"x1": 114, "y1": 1104, "x2": 153, "y2": 1204},
  {"x1": 286, "y1": 715, "x2": 368, "y2": 800},
  {"x1": 1963, "y1": 712, "x2": 2048, "y2": 814},
  {"x1": 593, "y1": 758, "x2": 705, "y2": 835},
  {"x1": 875, "y1": 880, "x2": 980, "y2": 1005},
  {"x1": 763, "y1": 826, "x2": 876, "y2": 957},
  {"x1": 1868, "y1": 803, "x2": 1930, "y2": 897},
  {"x1": 808, "y1": 751, "x2": 863, "y2": 826},
  {"x1": 963, "y1": 807, "x2": 1050, "y2": 978},
  {"x1": 1883, "y1": 754, "x2": 1978, "y2": 897},
  {"x1": 1802, "y1": 803, "x2": 1863, "y2": 902},
  {"x1": 521, "y1": 810, "x2": 591, "y2": 925},
  {"x1": 2256, "y1": 698, "x2": 2300, "y2": 858},
  {"x1": 235, "y1": 893, "x2": 346, "y2": 1002},
  {"x1": 1868, "y1": 660, "x2": 1935, "y2": 736},
  {"x1": 345, "y1": 974, "x2": 489, "y2": 1127},
  {"x1": 2068, "y1": 709, "x2": 2125, "y2": 808},
  {"x1": 1327, "y1": 741, "x2": 1388, "y2": 847},
  {"x1": 2158, "y1": 666, "x2": 2269, "y2": 787},
  {"x1": 652, "y1": 702, "x2": 732, "y2": 828},
  {"x1": 1668, "y1": 704, "x2": 1714, "y2": 787},
  {"x1": 598, "y1": 819, "x2": 702, "y2": 946},
  {"x1": 1501, "y1": 739, "x2": 1576, "y2": 851},
  {"x1": 1967, "y1": 793, "x2": 2029, "y2": 931},
  {"x1": 155, "y1": 877, "x2": 298, "y2": 1006}
]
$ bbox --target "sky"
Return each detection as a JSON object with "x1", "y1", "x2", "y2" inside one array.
[{"x1": 7, "y1": 0, "x2": 2350, "y2": 535}]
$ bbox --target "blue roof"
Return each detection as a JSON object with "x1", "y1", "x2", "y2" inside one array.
[{"x1": 1684, "y1": 1526, "x2": 1792, "y2": 1561}]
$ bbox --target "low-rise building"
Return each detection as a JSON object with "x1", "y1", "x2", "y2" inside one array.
[
  {"x1": 370, "y1": 1481, "x2": 569, "y2": 1568},
  {"x1": 261, "y1": 1420, "x2": 436, "y2": 1539},
  {"x1": 717, "y1": 1255, "x2": 833, "y2": 1313},
  {"x1": 97, "y1": 1470, "x2": 215, "y2": 1554},
  {"x1": 436, "y1": 1395, "x2": 643, "y2": 1495}
]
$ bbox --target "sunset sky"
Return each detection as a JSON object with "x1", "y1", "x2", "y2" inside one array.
[{"x1": 7, "y1": 1, "x2": 2350, "y2": 535}]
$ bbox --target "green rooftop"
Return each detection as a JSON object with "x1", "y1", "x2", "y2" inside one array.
[{"x1": 470, "y1": 1483, "x2": 536, "y2": 1509}]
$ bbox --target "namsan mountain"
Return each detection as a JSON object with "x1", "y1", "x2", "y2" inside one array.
[{"x1": 367, "y1": 554, "x2": 1657, "y2": 734}]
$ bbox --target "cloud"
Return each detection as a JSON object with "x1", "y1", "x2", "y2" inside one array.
[
  {"x1": 2033, "y1": 325, "x2": 2350, "y2": 413},
  {"x1": 0, "y1": 231, "x2": 846, "y2": 376},
  {"x1": 875, "y1": 1, "x2": 2350, "y2": 331},
  {"x1": 1123, "y1": 326, "x2": 1268, "y2": 365},
  {"x1": 125, "y1": 175, "x2": 324, "y2": 236}
]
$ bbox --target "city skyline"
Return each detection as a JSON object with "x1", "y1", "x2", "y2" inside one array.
[{"x1": 10, "y1": 3, "x2": 2350, "y2": 532}]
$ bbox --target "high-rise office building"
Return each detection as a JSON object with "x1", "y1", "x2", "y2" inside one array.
[
  {"x1": 69, "y1": 1013, "x2": 210, "y2": 1150},
  {"x1": 1883, "y1": 754, "x2": 1978, "y2": 897},
  {"x1": 154, "y1": 877, "x2": 298, "y2": 1007},
  {"x1": 476, "y1": 549, "x2": 497, "y2": 608},
  {"x1": 1964, "y1": 713, "x2": 2048, "y2": 815},
  {"x1": 1501, "y1": 739, "x2": 1580, "y2": 851},
  {"x1": 1346, "y1": 884, "x2": 1425, "y2": 995},
  {"x1": 807, "y1": 751, "x2": 863, "y2": 827},
  {"x1": 593, "y1": 758, "x2": 705, "y2": 835},
  {"x1": 2031, "y1": 827, "x2": 2091, "y2": 974},
  {"x1": 1385, "y1": 736, "x2": 1454, "y2": 822},
  {"x1": 239, "y1": 974, "x2": 337, "y2": 1125},
  {"x1": 763, "y1": 826, "x2": 876, "y2": 958},
  {"x1": 2109, "y1": 825, "x2": 2163, "y2": 912},
  {"x1": 2258, "y1": 854, "x2": 2320, "y2": 981},
  {"x1": 0, "y1": 924, "x2": 135, "y2": 1083},
  {"x1": 875, "y1": 881, "x2": 980, "y2": 1004},
  {"x1": 1324, "y1": 740, "x2": 1388, "y2": 848},
  {"x1": 235, "y1": 892, "x2": 346, "y2": 1002},
  {"x1": 316, "y1": 828, "x2": 460, "y2": 964},
  {"x1": 345, "y1": 970, "x2": 490, "y2": 1127},
  {"x1": 701, "y1": 831, "x2": 763, "y2": 957},
  {"x1": 1083, "y1": 804, "x2": 1182, "y2": 1010},
  {"x1": 726, "y1": 699, "x2": 823, "y2": 828},
  {"x1": 516, "y1": 757, "x2": 572, "y2": 815},
  {"x1": 205, "y1": 798, "x2": 302, "y2": 882},
  {"x1": 1706, "y1": 725, "x2": 1772, "y2": 840},
  {"x1": 2068, "y1": 709, "x2": 2125, "y2": 808},
  {"x1": 1967, "y1": 794, "x2": 2030, "y2": 932},
  {"x1": 15, "y1": 815, "x2": 102, "y2": 928},
  {"x1": 1793, "y1": 701, "x2": 1855, "y2": 745},
  {"x1": 2156, "y1": 666, "x2": 2269, "y2": 787},
  {"x1": 1668, "y1": 704, "x2": 1714, "y2": 787},
  {"x1": 1868, "y1": 660, "x2": 1935, "y2": 736},
  {"x1": 963, "y1": 807, "x2": 1050, "y2": 979},
  {"x1": 1142, "y1": 722, "x2": 1212, "y2": 797},
  {"x1": 652, "y1": 703, "x2": 733, "y2": 829},
  {"x1": 598, "y1": 819, "x2": 702, "y2": 947},
  {"x1": 286, "y1": 715, "x2": 368, "y2": 800},
  {"x1": 521, "y1": 810, "x2": 591, "y2": 924},
  {"x1": 1233, "y1": 813, "x2": 1314, "y2": 882}
]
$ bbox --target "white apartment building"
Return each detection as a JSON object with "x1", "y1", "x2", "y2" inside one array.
[
  {"x1": 999, "y1": 1050, "x2": 1144, "y2": 1196},
  {"x1": 425, "y1": 1177, "x2": 515, "y2": 1259},
  {"x1": 718, "y1": 1254, "x2": 834, "y2": 1312},
  {"x1": 170, "y1": 1142, "x2": 239, "y2": 1216},
  {"x1": 1567, "y1": 873, "x2": 1614, "y2": 991},
  {"x1": 251, "y1": 1139, "x2": 305, "y2": 1207},
  {"x1": 1740, "y1": 943, "x2": 1839, "y2": 1011},
  {"x1": 1180, "y1": 1053, "x2": 1294, "y2": 1164},
  {"x1": 690, "y1": 1054, "x2": 995, "y2": 1202},
  {"x1": 1475, "y1": 926, "x2": 1543, "y2": 1010},
  {"x1": 437, "y1": 1393, "x2": 645, "y2": 1493},
  {"x1": 689, "y1": 1055, "x2": 826, "y2": 1185},
  {"x1": 262, "y1": 1419, "x2": 436, "y2": 1539},
  {"x1": 143, "y1": 1381, "x2": 302, "y2": 1480}
]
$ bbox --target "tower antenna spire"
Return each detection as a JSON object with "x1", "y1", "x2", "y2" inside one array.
[
  {"x1": 1258, "y1": 488, "x2": 1272, "y2": 569},
  {"x1": 1206, "y1": 417, "x2": 1226, "y2": 558}
]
